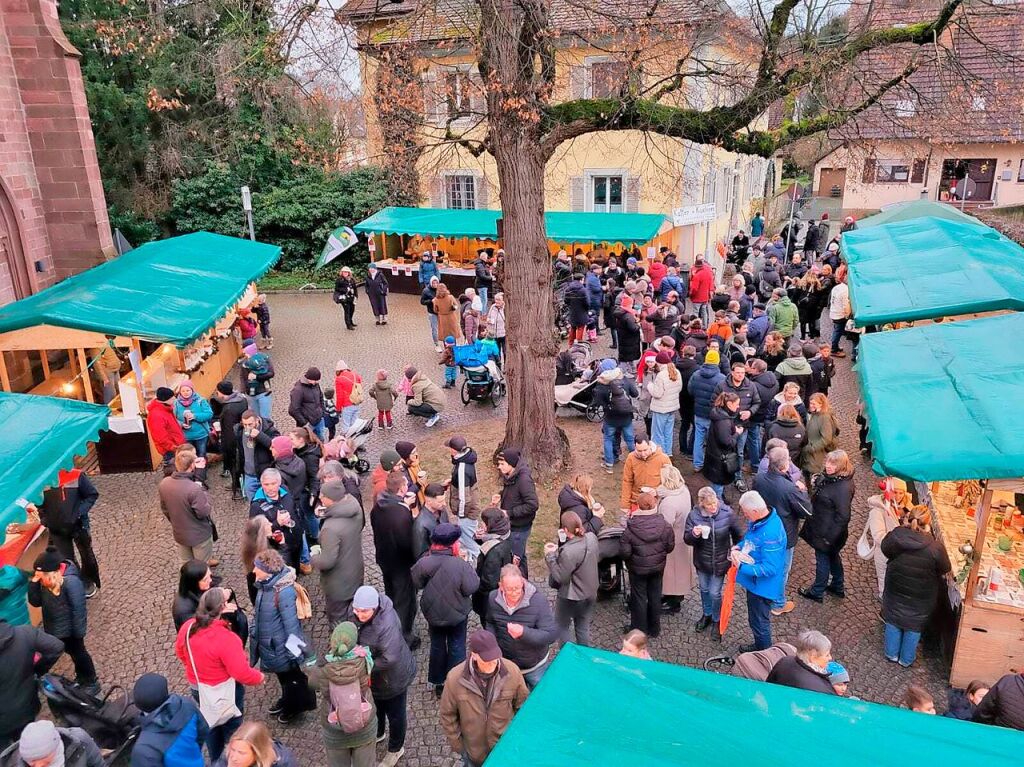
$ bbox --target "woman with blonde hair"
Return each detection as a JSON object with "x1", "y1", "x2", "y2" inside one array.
[
  {"x1": 556, "y1": 473, "x2": 604, "y2": 535},
  {"x1": 760, "y1": 331, "x2": 787, "y2": 371},
  {"x1": 798, "y1": 450, "x2": 854, "y2": 603},
  {"x1": 213, "y1": 720, "x2": 298, "y2": 767},
  {"x1": 657, "y1": 465, "x2": 694, "y2": 614},
  {"x1": 879, "y1": 502, "x2": 951, "y2": 667},
  {"x1": 646, "y1": 352, "x2": 682, "y2": 456},
  {"x1": 766, "y1": 403, "x2": 806, "y2": 464},
  {"x1": 801, "y1": 393, "x2": 839, "y2": 475}
]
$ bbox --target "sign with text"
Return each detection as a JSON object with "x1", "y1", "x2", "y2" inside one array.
[{"x1": 672, "y1": 203, "x2": 716, "y2": 227}]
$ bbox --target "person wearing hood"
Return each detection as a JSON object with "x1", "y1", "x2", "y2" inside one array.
[
  {"x1": 619, "y1": 439, "x2": 671, "y2": 512},
  {"x1": 131, "y1": 672, "x2": 207, "y2": 767},
  {"x1": 495, "y1": 449, "x2": 538, "y2": 577},
  {"x1": 656, "y1": 466, "x2": 694, "y2": 616},
  {"x1": 447, "y1": 436, "x2": 481, "y2": 557},
  {"x1": 148, "y1": 386, "x2": 186, "y2": 470},
  {"x1": 174, "y1": 380, "x2": 214, "y2": 458},
  {"x1": 774, "y1": 344, "x2": 813, "y2": 398},
  {"x1": 287, "y1": 367, "x2": 326, "y2": 440},
  {"x1": 858, "y1": 478, "x2": 910, "y2": 599},
  {"x1": 620, "y1": 492, "x2": 675, "y2": 638},
  {"x1": 211, "y1": 722, "x2": 298, "y2": 767},
  {"x1": 486, "y1": 564, "x2": 558, "y2": 689},
  {"x1": 250, "y1": 550, "x2": 316, "y2": 723},
  {"x1": 364, "y1": 263, "x2": 390, "y2": 325},
  {"x1": 440, "y1": 629, "x2": 528, "y2": 767},
  {"x1": 880, "y1": 505, "x2": 951, "y2": 667},
  {"x1": 412, "y1": 524, "x2": 480, "y2": 695},
  {"x1": 0, "y1": 619, "x2": 63, "y2": 749},
  {"x1": 413, "y1": 484, "x2": 453, "y2": 561},
  {"x1": 757, "y1": 257, "x2": 783, "y2": 302},
  {"x1": 418, "y1": 252, "x2": 441, "y2": 286},
  {"x1": 346, "y1": 586, "x2": 417, "y2": 767},
  {"x1": 592, "y1": 361, "x2": 639, "y2": 472},
  {"x1": 310, "y1": 622, "x2": 377, "y2": 766},
  {"x1": 612, "y1": 294, "x2": 642, "y2": 375},
  {"x1": 333, "y1": 266, "x2": 359, "y2": 330},
  {"x1": 768, "y1": 289, "x2": 799, "y2": 341},
  {"x1": 659, "y1": 266, "x2": 685, "y2": 302},
  {"x1": 371, "y1": 472, "x2": 419, "y2": 647},
  {"x1": 312, "y1": 481, "x2": 364, "y2": 625},
  {"x1": 766, "y1": 630, "x2": 836, "y2": 695},
  {"x1": 799, "y1": 450, "x2": 854, "y2": 603},
  {"x1": 1, "y1": 720, "x2": 103, "y2": 767},
  {"x1": 159, "y1": 451, "x2": 216, "y2": 565},
  {"x1": 944, "y1": 680, "x2": 990, "y2": 721},
  {"x1": 687, "y1": 349, "x2": 726, "y2": 472},
  {"x1": 556, "y1": 474, "x2": 604, "y2": 536},
  {"x1": 744, "y1": 359, "x2": 779, "y2": 467},
  {"x1": 211, "y1": 381, "x2": 248, "y2": 498},
  {"x1": 406, "y1": 367, "x2": 445, "y2": 428},
  {"x1": 543, "y1": 511, "x2": 599, "y2": 646},
  {"x1": 683, "y1": 487, "x2": 744, "y2": 641},
  {"x1": 28, "y1": 547, "x2": 98, "y2": 695}
]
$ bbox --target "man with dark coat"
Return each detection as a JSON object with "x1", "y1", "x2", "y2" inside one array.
[
  {"x1": 371, "y1": 472, "x2": 420, "y2": 647},
  {"x1": 675, "y1": 346, "x2": 700, "y2": 456},
  {"x1": 35, "y1": 469, "x2": 101, "y2": 596},
  {"x1": 270, "y1": 435, "x2": 307, "y2": 504},
  {"x1": 563, "y1": 274, "x2": 591, "y2": 344},
  {"x1": 211, "y1": 381, "x2": 248, "y2": 499},
  {"x1": 687, "y1": 349, "x2": 726, "y2": 472},
  {"x1": 486, "y1": 565, "x2": 558, "y2": 689},
  {"x1": 766, "y1": 630, "x2": 836, "y2": 696},
  {"x1": 473, "y1": 252, "x2": 494, "y2": 313},
  {"x1": 447, "y1": 436, "x2": 481, "y2": 557},
  {"x1": 745, "y1": 359, "x2": 779, "y2": 466},
  {"x1": 714, "y1": 361, "x2": 762, "y2": 489},
  {"x1": 311, "y1": 481, "x2": 364, "y2": 624},
  {"x1": 130, "y1": 673, "x2": 207, "y2": 767},
  {"x1": 1, "y1": 720, "x2": 104, "y2": 767},
  {"x1": 0, "y1": 620, "x2": 63, "y2": 750},
  {"x1": 495, "y1": 450, "x2": 538, "y2": 577},
  {"x1": 365, "y1": 263, "x2": 390, "y2": 324},
  {"x1": 234, "y1": 410, "x2": 280, "y2": 501},
  {"x1": 333, "y1": 265, "x2": 358, "y2": 330},
  {"x1": 286, "y1": 367, "x2": 325, "y2": 438},
  {"x1": 421, "y1": 275, "x2": 441, "y2": 350},
  {"x1": 248, "y1": 468, "x2": 303, "y2": 569},
  {"x1": 974, "y1": 672, "x2": 1024, "y2": 730},
  {"x1": 413, "y1": 484, "x2": 452, "y2": 560}
]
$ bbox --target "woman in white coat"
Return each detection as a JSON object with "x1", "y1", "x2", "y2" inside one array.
[
  {"x1": 646, "y1": 353, "x2": 683, "y2": 457},
  {"x1": 657, "y1": 465, "x2": 695, "y2": 614},
  {"x1": 857, "y1": 478, "x2": 911, "y2": 599}
]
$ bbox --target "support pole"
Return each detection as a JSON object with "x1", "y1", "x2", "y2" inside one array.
[
  {"x1": 0, "y1": 351, "x2": 10, "y2": 392},
  {"x1": 77, "y1": 348, "x2": 94, "y2": 403}
]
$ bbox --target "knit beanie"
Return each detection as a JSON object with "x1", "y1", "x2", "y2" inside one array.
[
  {"x1": 320, "y1": 480, "x2": 347, "y2": 503},
  {"x1": 655, "y1": 351, "x2": 672, "y2": 365},
  {"x1": 598, "y1": 358, "x2": 617, "y2": 373},
  {"x1": 446, "y1": 435, "x2": 467, "y2": 451},
  {"x1": 620, "y1": 294, "x2": 634, "y2": 310},
  {"x1": 329, "y1": 621, "x2": 359, "y2": 656},
  {"x1": 395, "y1": 441, "x2": 416, "y2": 461},
  {"x1": 305, "y1": 367, "x2": 322, "y2": 381},
  {"x1": 19, "y1": 721, "x2": 60, "y2": 762},
  {"x1": 133, "y1": 673, "x2": 170, "y2": 713},
  {"x1": 826, "y1": 661, "x2": 850, "y2": 685},
  {"x1": 352, "y1": 585, "x2": 380, "y2": 610},
  {"x1": 431, "y1": 523, "x2": 462, "y2": 547},
  {"x1": 444, "y1": 335, "x2": 456, "y2": 345},
  {"x1": 379, "y1": 449, "x2": 401, "y2": 471},
  {"x1": 705, "y1": 349, "x2": 720, "y2": 365},
  {"x1": 33, "y1": 546, "x2": 62, "y2": 573},
  {"x1": 216, "y1": 380, "x2": 234, "y2": 395},
  {"x1": 156, "y1": 386, "x2": 174, "y2": 402},
  {"x1": 271, "y1": 435, "x2": 293, "y2": 458},
  {"x1": 177, "y1": 379, "x2": 195, "y2": 392},
  {"x1": 404, "y1": 366, "x2": 418, "y2": 380},
  {"x1": 499, "y1": 448, "x2": 521, "y2": 467}
]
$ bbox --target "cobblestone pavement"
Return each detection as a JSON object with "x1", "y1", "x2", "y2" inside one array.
[{"x1": 67, "y1": 292, "x2": 948, "y2": 766}]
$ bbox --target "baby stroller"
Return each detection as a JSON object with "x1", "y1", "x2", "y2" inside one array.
[
  {"x1": 554, "y1": 376, "x2": 603, "y2": 422},
  {"x1": 453, "y1": 342, "x2": 506, "y2": 408},
  {"x1": 703, "y1": 642, "x2": 797, "y2": 680},
  {"x1": 323, "y1": 417, "x2": 374, "y2": 474},
  {"x1": 596, "y1": 525, "x2": 630, "y2": 608},
  {"x1": 40, "y1": 674, "x2": 140, "y2": 765}
]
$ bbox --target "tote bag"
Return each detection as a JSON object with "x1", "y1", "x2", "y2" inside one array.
[{"x1": 185, "y1": 620, "x2": 241, "y2": 727}]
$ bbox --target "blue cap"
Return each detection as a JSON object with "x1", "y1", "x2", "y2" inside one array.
[
  {"x1": 598, "y1": 358, "x2": 617, "y2": 372},
  {"x1": 445, "y1": 335, "x2": 456, "y2": 344}
]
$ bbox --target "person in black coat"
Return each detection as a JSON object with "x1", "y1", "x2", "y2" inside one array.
[
  {"x1": 620, "y1": 493, "x2": 675, "y2": 638},
  {"x1": 496, "y1": 450, "x2": 539, "y2": 577},
  {"x1": 766, "y1": 630, "x2": 836, "y2": 695},
  {"x1": 472, "y1": 507, "x2": 516, "y2": 626},
  {"x1": 365, "y1": 264, "x2": 390, "y2": 324},
  {"x1": 613, "y1": 298, "x2": 642, "y2": 369},
  {"x1": 593, "y1": 366, "x2": 639, "y2": 469},
  {"x1": 0, "y1": 620, "x2": 63, "y2": 749},
  {"x1": 371, "y1": 471, "x2": 420, "y2": 647},
  {"x1": 171, "y1": 559, "x2": 248, "y2": 644},
  {"x1": 675, "y1": 347, "x2": 700, "y2": 456},
  {"x1": 234, "y1": 412, "x2": 280, "y2": 501},
  {"x1": 973, "y1": 673, "x2": 1024, "y2": 730},
  {"x1": 703, "y1": 393, "x2": 743, "y2": 499},
  {"x1": 880, "y1": 505, "x2": 951, "y2": 667},
  {"x1": 798, "y1": 451, "x2": 854, "y2": 602},
  {"x1": 36, "y1": 470, "x2": 101, "y2": 595},
  {"x1": 556, "y1": 480, "x2": 603, "y2": 536},
  {"x1": 766, "y1": 404, "x2": 807, "y2": 464},
  {"x1": 211, "y1": 381, "x2": 248, "y2": 498},
  {"x1": 945, "y1": 680, "x2": 990, "y2": 721},
  {"x1": 486, "y1": 565, "x2": 558, "y2": 688},
  {"x1": 411, "y1": 524, "x2": 480, "y2": 693},
  {"x1": 683, "y1": 487, "x2": 744, "y2": 639},
  {"x1": 333, "y1": 265, "x2": 358, "y2": 330},
  {"x1": 248, "y1": 470, "x2": 303, "y2": 569},
  {"x1": 563, "y1": 275, "x2": 591, "y2": 344}
]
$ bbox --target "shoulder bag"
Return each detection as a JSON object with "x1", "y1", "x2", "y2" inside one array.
[{"x1": 185, "y1": 620, "x2": 241, "y2": 727}]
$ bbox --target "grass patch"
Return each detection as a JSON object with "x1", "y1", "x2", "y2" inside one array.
[{"x1": 258, "y1": 269, "x2": 334, "y2": 291}]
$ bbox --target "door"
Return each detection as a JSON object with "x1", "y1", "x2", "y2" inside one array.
[
  {"x1": 940, "y1": 159, "x2": 996, "y2": 201},
  {"x1": 0, "y1": 182, "x2": 32, "y2": 307},
  {"x1": 817, "y1": 168, "x2": 847, "y2": 201}
]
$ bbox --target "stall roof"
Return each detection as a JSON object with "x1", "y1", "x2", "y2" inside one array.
[
  {"x1": 858, "y1": 199, "x2": 981, "y2": 228},
  {"x1": 488, "y1": 644, "x2": 1021, "y2": 767},
  {"x1": 0, "y1": 232, "x2": 281, "y2": 346},
  {"x1": 858, "y1": 313, "x2": 1024, "y2": 481},
  {"x1": 0, "y1": 393, "x2": 109, "y2": 530},
  {"x1": 352, "y1": 206, "x2": 667, "y2": 244},
  {"x1": 843, "y1": 216, "x2": 1024, "y2": 326}
]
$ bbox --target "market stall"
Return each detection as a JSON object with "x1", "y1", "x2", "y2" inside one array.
[
  {"x1": 0, "y1": 232, "x2": 281, "y2": 472},
  {"x1": 843, "y1": 216, "x2": 1024, "y2": 327},
  {"x1": 352, "y1": 206, "x2": 669, "y2": 293},
  {"x1": 857, "y1": 199, "x2": 981, "y2": 228},
  {"x1": 858, "y1": 313, "x2": 1024, "y2": 686},
  {"x1": 487, "y1": 645, "x2": 1019, "y2": 767},
  {"x1": 0, "y1": 393, "x2": 109, "y2": 571}
]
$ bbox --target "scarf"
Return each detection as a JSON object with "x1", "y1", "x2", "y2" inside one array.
[
  {"x1": 325, "y1": 645, "x2": 374, "y2": 676},
  {"x1": 178, "y1": 392, "x2": 196, "y2": 408}
]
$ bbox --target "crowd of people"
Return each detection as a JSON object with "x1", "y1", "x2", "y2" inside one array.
[{"x1": 2, "y1": 216, "x2": 1023, "y2": 767}]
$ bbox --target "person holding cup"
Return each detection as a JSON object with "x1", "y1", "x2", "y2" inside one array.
[
  {"x1": 248, "y1": 468, "x2": 303, "y2": 570},
  {"x1": 543, "y1": 511, "x2": 599, "y2": 646},
  {"x1": 683, "y1": 487, "x2": 745, "y2": 642},
  {"x1": 174, "y1": 379, "x2": 214, "y2": 457}
]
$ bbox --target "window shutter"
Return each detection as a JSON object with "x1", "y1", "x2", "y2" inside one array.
[
  {"x1": 625, "y1": 176, "x2": 641, "y2": 213},
  {"x1": 422, "y1": 74, "x2": 444, "y2": 126},
  {"x1": 476, "y1": 176, "x2": 489, "y2": 209},
  {"x1": 569, "y1": 176, "x2": 585, "y2": 212},
  {"x1": 469, "y1": 73, "x2": 486, "y2": 116},
  {"x1": 429, "y1": 176, "x2": 445, "y2": 208},
  {"x1": 910, "y1": 158, "x2": 926, "y2": 184},
  {"x1": 569, "y1": 66, "x2": 587, "y2": 99},
  {"x1": 862, "y1": 158, "x2": 877, "y2": 183}
]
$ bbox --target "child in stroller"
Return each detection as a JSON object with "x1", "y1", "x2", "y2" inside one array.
[{"x1": 453, "y1": 339, "x2": 505, "y2": 407}]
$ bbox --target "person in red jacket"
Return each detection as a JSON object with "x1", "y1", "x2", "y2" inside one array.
[
  {"x1": 147, "y1": 387, "x2": 185, "y2": 472},
  {"x1": 688, "y1": 256, "x2": 715, "y2": 326},
  {"x1": 646, "y1": 256, "x2": 667, "y2": 293},
  {"x1": 334, "y1": 359, "x2": 363, "y2": 432},
  {"x1": 175, "y1": 587, "x2": 264, "y2": 759}
]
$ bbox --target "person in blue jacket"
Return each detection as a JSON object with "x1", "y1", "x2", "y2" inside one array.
[
  {"x1": 130, "y1": 673, "x2": 207, "y2": 767},
  {"x1": 418, "y1": 252, "x2": 440, "y2": 287},
  {"x1": 584, "y1": 263, "x2": 604, "y2": 335},
  {"x1": 732, "y1": 490, "x2": 787, "y2": 652},
  {"x1": 174, "y1": 380, "x2": 214, "y2": 457}
]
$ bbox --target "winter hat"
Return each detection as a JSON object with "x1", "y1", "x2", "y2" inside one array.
[
  {"x1": 305, "y1": 367, "x2": 322, "y2": 381},
  {"x1": 156, "y1": 386, "x2": 175, "y2": 402},
  {"x1": 243, "y1": 345, "x2": 259, "y2": 358},
  {"x1": 368, "y1": 263, "x2": 378, "y2": 272},
  {"x1": 468, "y1": 629, "x2": 502, "y2": 662},
  {"x1": 271, "y1": 435, "x2": 294, "y2": 457},
  {"x1": 379, "y1": 449, "x2": 401, "y2": 471},
  {"x1": 431, "y1": 523, "x2": 462, "y2": 547},
  {"x1": 424, "y1": 483, "x2": 446, "y2": 499},
  {"x1": 395, "y1": 441, "x2": 416, "y2": 461},
  {"x1": 446, "y1": 435, "x2": 467, "y2": 451},
  {"x1": 404, "y1": 366, "x2": 418, "y2": 380},
  {"x1": 320, "y1": 480, "x2": 347, "y2": 503},
  {"x1": 177, "y1": 379, "x2": 195, "y2": 393},
  {"x1": 619, "y1": 294, "x2": 634, "y2": 310},
  {"x1": 627, "y1": 257, "x2": 638, "y2": 265},
  {"x1": 481, "y1": 506, "x2": 510, "y2": 536},
  {"x1": 598, "y1": 358, "x2": 617, "y2": 373},
  {"x1": 444, "y1": 335, "x2": 456, "y2": 345},
  {"x1": 352, "y1": 585, "x2": 380, "y2": 610},
  {"x1": 19, "y1": 721, "x2": 61, "y2": 762},
  {"x1": 329, "y1": 621, "x2": 359, "y2": 656},
  {"x1": 33, "y1": 546, "x2": 62, "y2": 573},
  {"x1": 499, "y1": 448, "x2": 521, "y2": 467},
  {"x1": 335, "y1": 359, "x2": 350, "y2": 372},
  {"x1": 705, "y1": 349, "x2": 720, "y2": 365},
  {"x1": 655, "y1": 351, "x2": 673, "y2": 365},
  {"x1": 826, "y1": 661, "x2": 849, "y2": 685},
  {"x1": 133, "y1": 673, "x2": 170, "y2": 714},
  {"x1": 217, "y1": 380, "x2": 234, "y2": 395}
]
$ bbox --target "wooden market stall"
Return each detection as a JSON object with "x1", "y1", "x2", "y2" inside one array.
[
  {"x1": 0, "y1": 232, "x2": 281, "y2": 473},
  {"x1": 352, "y1": 206, "x2": 669, "y2": 293},
  {"x1": 858, "y1": 313, "x2": 1024, "y2": 687}
]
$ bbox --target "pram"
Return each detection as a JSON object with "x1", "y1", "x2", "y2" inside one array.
[
  {"x1": 40, "y1": 674, "x2": 140, "y2": 765},
  {"x1": 453, "y1": 342, "x2": 506, "y2": 408},
  {"x1": 554, "y1": 358, "x2": 603, "y2": 421},
  {"x1": 702, "y1": 642, "x2": 797, "y2": 680},
  {"x1": 322, "y1": 417, "x2": 374, "y2": 473},
  {"x1": 596, "y1": 525, "x2": 630, "y2": 608}
]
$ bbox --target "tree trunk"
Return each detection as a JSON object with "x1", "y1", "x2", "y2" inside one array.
[{"x1": 372, "y1": 46, "x2": 423, "y2": 205}]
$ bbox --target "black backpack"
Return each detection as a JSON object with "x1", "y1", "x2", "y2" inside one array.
[{"x1": 608, "y1": 381, "x2": 633, "y2": 415}]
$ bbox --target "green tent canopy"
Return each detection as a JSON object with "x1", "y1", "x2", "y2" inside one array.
[
  {"x1": 858, "y1": 199, "x2": 981, "y2": 228},
  {"x1": 0, "y1": 232, "x2": 281, "y2": 346},
  {"x1": 0, "y1": 393, "x2": 109, "y2": 530},
  {"x1": 352, "y1": 206, "x2": 667, "y2": 244},
  {"x1": 857, "y1": 313, "x2": 1024, "y2": 481},
  {"x1": 843, "y1": 216, "x2": 1024, "y2": 326},
  {"x1": 487, "y1": 645, "x2": 1024, "y2": 766}
]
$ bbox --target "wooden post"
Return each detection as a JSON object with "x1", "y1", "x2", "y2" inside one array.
[
  {"x1": 130, "y1": 338, "x2": 146, "y2": 412},
  {"x1": 39, "y1": 350, "x2": 50, "y2": 379},
  {"x1": 76, "y1": 349, "x2": 94, "y2": 403},
  {"x1": 965, "y1": 485, "x2": 993, "y2": 604},
  {"x1": 0, "y1": 351, "x2": 10, "y2": 392},
  {"x1": 67, "y1": 349, "x2": 78, "y2": 376}
]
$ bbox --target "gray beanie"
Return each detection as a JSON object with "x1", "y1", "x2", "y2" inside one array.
[{"x1": 20, "y1": 720, "x2": 60, "y2": 762}]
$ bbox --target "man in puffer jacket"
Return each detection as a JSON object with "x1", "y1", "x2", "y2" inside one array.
[
  {"x1": 620, "y1": 492, "x2": 675, "y2": 639},
  {"x1": 0, "y1": 620, "x2": 63, "y2": 750},
  {"x1": 486, "y1": 565, "x2": 558, "y2": 689},
  {"x1": 411, "y1": 524, "x2": 480, "y2": 695},
  {"x1": 496, "y1": 450, "x2": 539, "y2": 577},
  {"x1": 1, "y1": 720, "x2": 103, "y2": 767},
  {"x1": 683, "y1": 487, "x2": 744, "y2": 640},
  {"x1": 974, "y1": 671, "x2": 1024, "y2": 731},
  {"x1": 36, "y1": 469, "x2": 101, "y2": 597},
  {"x1": 287, "y1": 367, "x2": 325, "y2": 437},
  {"x1": 130, "y1": 673, "x2": 207, "y2": 767},
  {"x1": 687, "y1": 349, "x2": 726, "y2": 472}
]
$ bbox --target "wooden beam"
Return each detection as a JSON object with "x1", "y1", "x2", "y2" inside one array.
[
  {"x1": 76, "y1": 348, "x2": 94, "y2": 403},
  {"x1": 0, "y1": 351, "x2": 10, "y2": 392},
  {"x1": 965, "y1": 487, "x2": 993, "y2": 604},
  {"x1": 67, "y1": 349, "x2": 78, "y2": 376},
  {"x1": 39, "y1": 350, "x2": 50, "y2": 379},
  {"x1": 130, "y1": 338, "x2": 146, "y2": 413}
]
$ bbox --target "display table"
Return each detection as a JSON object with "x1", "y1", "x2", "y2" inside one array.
[{"x1": 373, "y1": 259, "x2": 476, "y2": 294}]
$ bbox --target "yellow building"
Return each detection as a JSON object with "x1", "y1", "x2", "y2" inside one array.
[{"x1": 338, "y1": 0, "x2": 777, "y2": 272}]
